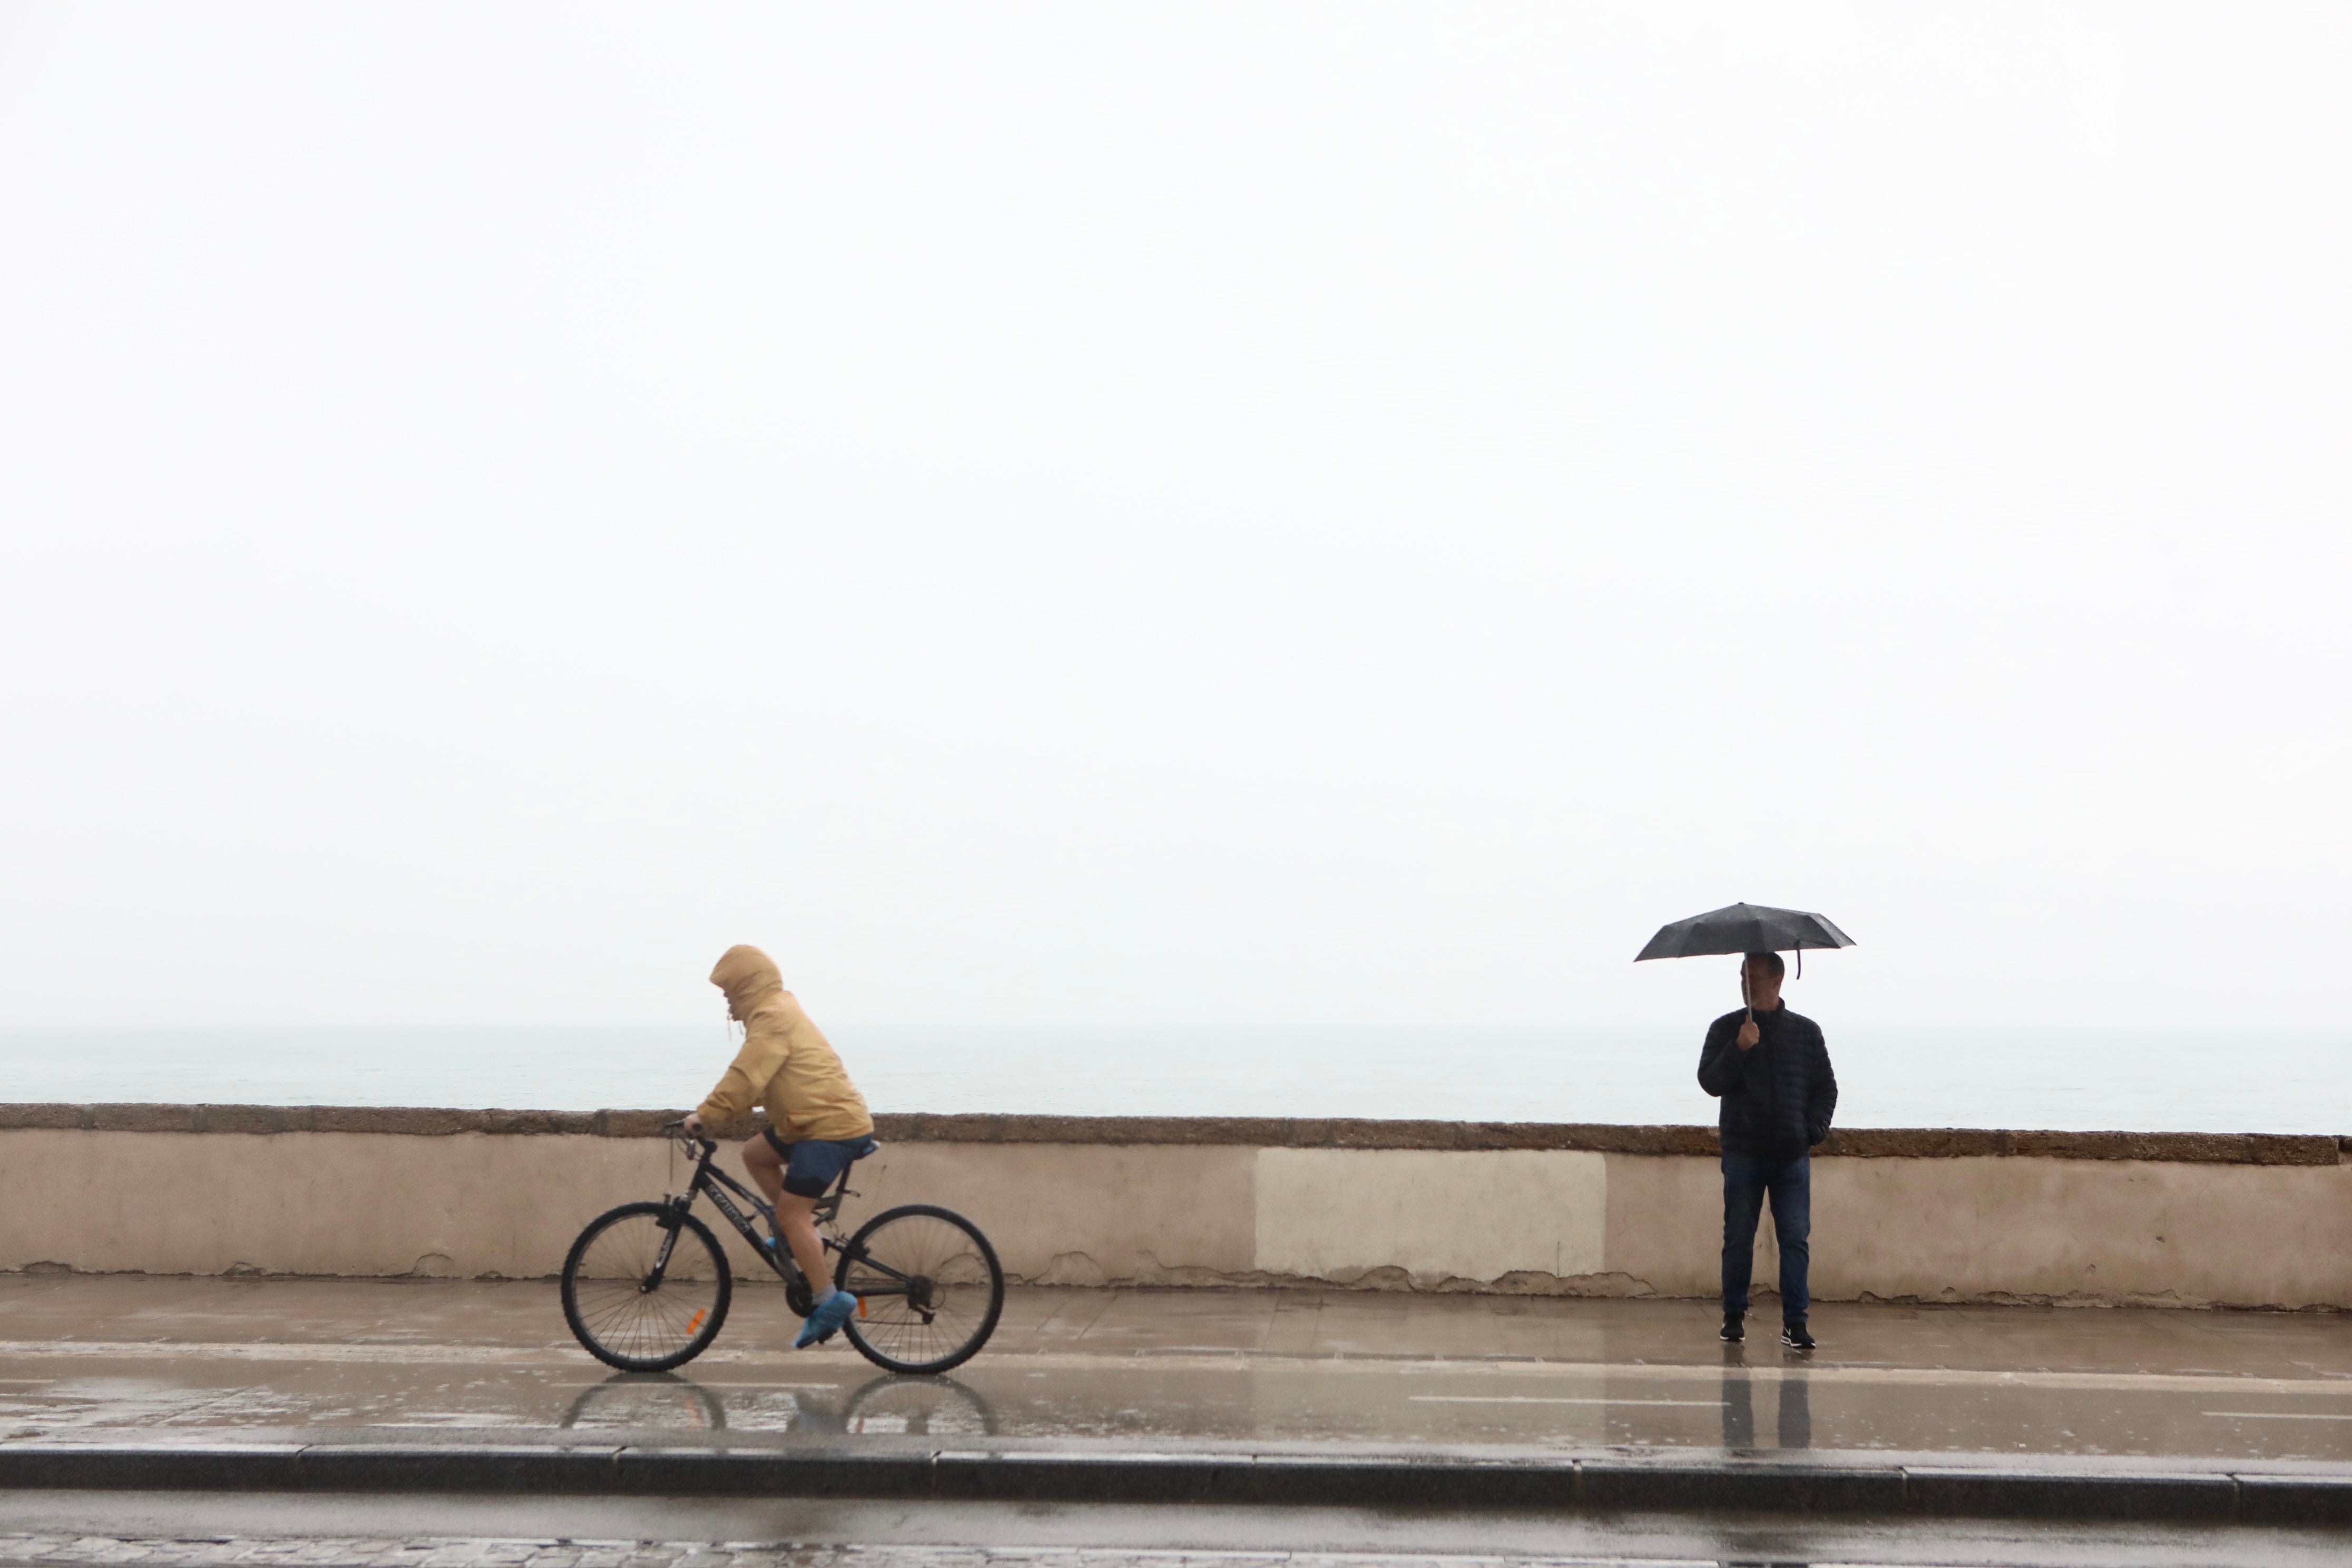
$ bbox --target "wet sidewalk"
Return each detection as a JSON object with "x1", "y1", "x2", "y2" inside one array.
[{"x1": 4, "y1": 1275, "x2": 2351, "y2": 1467}]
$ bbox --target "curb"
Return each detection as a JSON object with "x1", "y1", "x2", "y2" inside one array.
[{"x1": 3, "y1": 1443, "x2": 2349, "y2": 1525}]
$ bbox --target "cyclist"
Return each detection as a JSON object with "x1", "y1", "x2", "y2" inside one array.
[{"x1": 680, "y1": 944, "x2": 875, "y2": 1348}]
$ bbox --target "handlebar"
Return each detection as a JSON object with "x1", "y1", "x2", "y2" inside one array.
[{"x1": 661, "y1": 1118, "x2": 718, "y2": 1157}]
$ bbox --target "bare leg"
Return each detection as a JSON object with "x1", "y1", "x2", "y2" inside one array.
[
  {"x1": 742, "y1": 1138, "x2": 834, "y2": 1299},
  {"x1": 742, "y1": 1134, "x2": 787, "y2": 1208},
  {"x1": 772, "y1": 1191, "x2": 831, "y2": 1299}
]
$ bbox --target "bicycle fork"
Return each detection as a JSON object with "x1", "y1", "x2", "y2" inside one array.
[{"x1": 642, "y1": 1209, "x2": 685, "y2": 1292}]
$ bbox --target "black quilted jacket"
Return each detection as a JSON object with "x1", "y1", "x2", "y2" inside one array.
[{"x1": 1697, "y1": 1004, "x2": 1838, "y2": 1160}]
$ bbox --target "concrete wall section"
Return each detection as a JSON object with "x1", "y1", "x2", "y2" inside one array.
[
  {"x1": 1813, "y1": 1155, "x2": 2352, "y2": 1310},
  {"x1": 1254, "y1": 1149, "x2": 1605, "y2": 1288},
  {"x1": 1602, "y1": 1147, "x2": 1726, "y2": 1299},
  {"x1": 0, "y1": 1129, "x2": 1258, "y2": 1290},
  {"x1": 0, "y1": 1129, "x2": 670, "y2": 1280},
  {"x1": 3, "y1": 1106, "x2": 2349, "y2": 1309},
  {"x1": 870, "y1": 1141, "x2": 1255, "y2": 1286}
]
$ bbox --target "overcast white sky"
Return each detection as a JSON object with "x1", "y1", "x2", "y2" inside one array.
[{"x1": 2, "y1": 4, "x2": 2347, "y2": 1031}]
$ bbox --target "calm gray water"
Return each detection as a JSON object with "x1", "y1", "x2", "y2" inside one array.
[{"x1": 0, "y1": 1024, "x2": 2341, "y2": 1133}]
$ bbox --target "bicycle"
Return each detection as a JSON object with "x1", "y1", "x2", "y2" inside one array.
[{"x1": 560, "y1": 1122, "x2": 1004, "y2": 1376}]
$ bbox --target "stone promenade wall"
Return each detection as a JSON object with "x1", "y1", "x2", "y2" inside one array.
[{"x1": 2, "y1": 1106, "x2": 2347, "y2": 1309}]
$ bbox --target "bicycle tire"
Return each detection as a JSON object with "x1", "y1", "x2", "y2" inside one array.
[
  {"x1": 562, "y1": 1201, "x2": 732, "y2": 1371},
  {"x1": 835, "y1": 1203, "x2": 1004, "y2": 1375}
]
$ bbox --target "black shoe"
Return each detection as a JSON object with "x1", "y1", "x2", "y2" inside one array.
[
  {"x1": 1719, "y1": 1312, "x2": 1744, "y2": 1342},
  {"x1": 1781, "y1": 1321, "x2": 1816, "y2": 1350}
]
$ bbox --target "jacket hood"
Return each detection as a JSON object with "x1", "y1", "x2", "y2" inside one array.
[{"x1": 710, "y1": 945, "x2": 785, "y2": 1021}]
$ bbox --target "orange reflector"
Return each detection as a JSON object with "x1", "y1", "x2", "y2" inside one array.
[
  {"x1": 858, "y1": 1295, "x2": 868, "y2": 1318},
  {"x1": 687, "y1": 1309, "x2": 707, "y2": 1333}
]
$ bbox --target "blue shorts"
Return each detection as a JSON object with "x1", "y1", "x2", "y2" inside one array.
[{"x1": 762, "y1": 1129, "x2": 878, "y2": 1198}]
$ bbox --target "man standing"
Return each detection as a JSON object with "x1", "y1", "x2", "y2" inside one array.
[{"x1": 1698, "y1": 951, "x2": 1837, "y2": 1349}]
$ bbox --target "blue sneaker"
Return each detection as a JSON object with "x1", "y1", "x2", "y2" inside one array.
[{"x1": 795, "y1": 1288, "x2": 857, "y2": 1349}]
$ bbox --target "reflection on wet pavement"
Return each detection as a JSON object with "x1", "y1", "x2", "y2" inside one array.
[
  {"x1": 1720, "y1": 1366, "x2": 1810, "y2": 1452},
  {"x1": 558, "y1": 1370, "x2": 996, "y2": 1436},
  {"x1": 5, "y1": 1275, "x2": 2352, "y2": 1462}
]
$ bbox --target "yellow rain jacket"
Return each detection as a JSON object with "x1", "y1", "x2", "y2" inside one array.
[{"x1": 694, "y1": 945, "x2": 875, "y2": 1142}]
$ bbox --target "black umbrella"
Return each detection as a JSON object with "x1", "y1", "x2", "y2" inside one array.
[{"x1": 1634, "y1": 901, "x2": 1855, "y2": 1017}]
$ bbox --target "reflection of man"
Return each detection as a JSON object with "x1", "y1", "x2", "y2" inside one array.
[
  {"x1": 1698, "y1": 952, "x2": 1838, "y2": 1350},
  {"x1": 1719, "y1": 1369, "x2": 1812, "y2": 1451}
]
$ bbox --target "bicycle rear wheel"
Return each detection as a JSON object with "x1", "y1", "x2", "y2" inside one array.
[
  {"x1": 562, "y1": 1202, "x2": 732, "y2": 1371},
  {"x1": 842, "y1": 1373, "x2": 997, "y2": 1436},
  {"x1": 836, "y1": 1204, "x2": 1004, "y2": 1374}
]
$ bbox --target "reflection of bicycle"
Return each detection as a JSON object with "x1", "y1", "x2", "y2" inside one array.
[
  {"x1": 560, "y1": 1123, "x2": 1004, "y2": 1376},
  {"x1": 839, "y1": 1374, "x2": 996, "y2": 1437},
  {"x1": 560, "y1": 1372, "x2": 727, "y2": 1432},
  {"x1": 559, "y1": 1369, "x2": 996, "y2": 1437}
]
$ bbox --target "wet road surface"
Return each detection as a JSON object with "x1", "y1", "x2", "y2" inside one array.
[
  {"x1": 3, "y1": 1495, "x2": 2352, "y2": 1568},
  {"x1": 9, "y1": 1279, "x2": 2352, "y2": 1567},
  {"x1": 3, "y1": 1276, "x2": 2351, "y2": 1463}
]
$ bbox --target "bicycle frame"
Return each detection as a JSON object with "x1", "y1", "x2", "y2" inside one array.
[{"x1": 651, "y1": 1133, "x2": 924, "y2": 1309}]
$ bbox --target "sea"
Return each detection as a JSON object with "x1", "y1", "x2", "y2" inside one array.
[{"x1": 0, "y1": 1024, "x2": 2342, "y2": 1134}]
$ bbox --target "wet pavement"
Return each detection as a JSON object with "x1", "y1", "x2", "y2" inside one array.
[
  {"x1": 4, "y1": 1526, "x2": 2352, "y2": 1568},
  {"x1": 3, "y1": 1276, "x2": 2351, "y2": 1466},
  {"x1": 4, "y1": 1495, "x2": 2352, "y2": 1568}
]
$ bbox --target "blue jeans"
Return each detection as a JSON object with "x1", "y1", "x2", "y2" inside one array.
[{"x1": 1721, "y1": 1150, "x2": 1811, "y2": 1322}]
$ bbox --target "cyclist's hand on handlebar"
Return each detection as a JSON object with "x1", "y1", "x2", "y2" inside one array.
[{"x1": 680, "y1": 1113, "x2": 706, "y2": 1139}]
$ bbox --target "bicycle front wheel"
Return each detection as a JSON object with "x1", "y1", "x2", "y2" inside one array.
[
  {"x1": 836, "y1": 1204, "x2": 1004, "y2": 1374},
  {"x1": 562, "y1": 1202, "x2": 732, "y2": 1371}
]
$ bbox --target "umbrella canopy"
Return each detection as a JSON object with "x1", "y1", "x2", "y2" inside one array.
[{"x1": 1634, "y1": 901, "x2": 1855, "y2": 963}]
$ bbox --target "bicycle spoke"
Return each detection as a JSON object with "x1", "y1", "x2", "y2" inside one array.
[
  {"x1": 563, "y1": 1208, "x2": 727, "y2": 1371},
  {"x1": 840, "y1": 1209, "x2": 1001, "y2": 1373}
]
